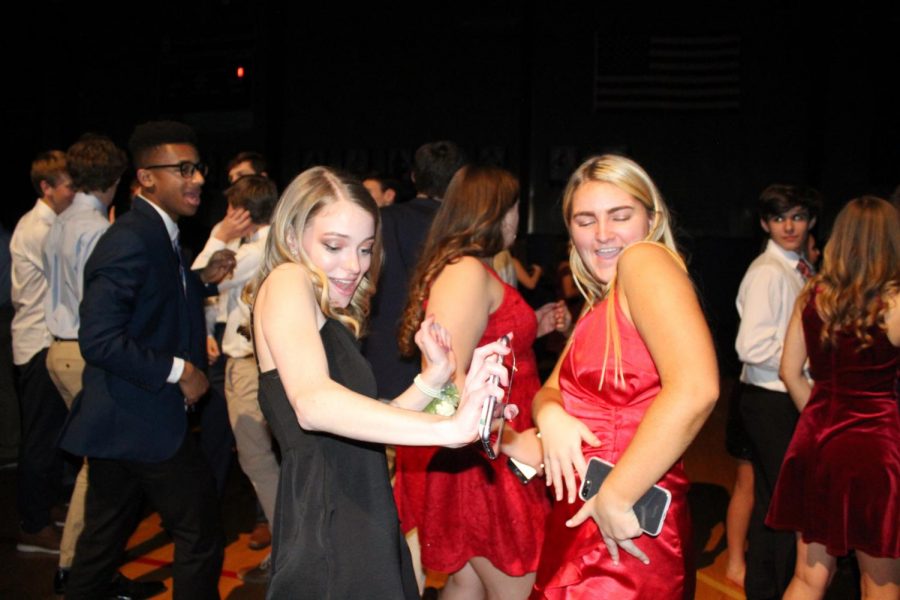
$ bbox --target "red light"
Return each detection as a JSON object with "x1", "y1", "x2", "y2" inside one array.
[{"x1": 237, "y1": 66, "x2": 245, "y2": 78}]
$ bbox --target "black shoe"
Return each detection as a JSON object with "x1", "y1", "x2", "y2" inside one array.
[
  {"x1": 53, "y1": 567, "x2": 69, "y2": 595},
  {"x1": 421, "y1": 587, "x2": 439, "y2": 600},
  {"x1": 237, "y1": 553, "x2": 271, "y2": 584},
  {"x1": 107, "y1": 572, "x2": 166, "y2": 600}
]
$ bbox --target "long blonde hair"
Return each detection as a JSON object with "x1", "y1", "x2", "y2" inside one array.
[
  {"x1": 561, "y1": 155, "x2": 682, "y2": 388},
  {"x1": 246, "y1": 166, "x2": 382, "y2": 338},
  {"x1": 801, "y1": 196, "x2": 900, "y2": 350}
]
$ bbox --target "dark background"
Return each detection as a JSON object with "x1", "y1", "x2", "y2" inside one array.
[{"x1": 4, "y1": 0, "x2": 898, "y2": 373}]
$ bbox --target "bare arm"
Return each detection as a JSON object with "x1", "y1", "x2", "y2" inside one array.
[
  {"x1": 255, "y1": 264, "x2": 506, "y2": 447},
  {"x1": 567, "y1": 244, "x2": 719, "y2": 562},
  {"x1": 424, "y1": 257, "x2": 495, "y2": 391},
  {"x1": 779, "y1": 300, "x2": 812, "y2": 411},
  {"x1": 513, "y1": 258, "x2": 542, "y2": 290}
]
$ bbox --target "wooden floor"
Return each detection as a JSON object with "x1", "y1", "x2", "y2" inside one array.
[{"x1": 0, "y1": 378, "x2": 858, "y2": 598}]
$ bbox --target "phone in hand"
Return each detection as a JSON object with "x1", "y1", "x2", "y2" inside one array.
[
  {"x1": 479, "y1": 334, "x2": 510, "y2": 460},
  {"x1": 578, "y1": 457, "x2": 672, "y2": 536}
]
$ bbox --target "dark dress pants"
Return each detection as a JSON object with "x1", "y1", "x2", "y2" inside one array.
[
  {"x1": 740, "y1": 383, "x2": 799, "y2": 600},
  {"x1": 199, "y1": 322, "x2": 234, "y2": 496},
  {"x1": 65, "y1": 434, "x2": 224, "y2": 600},
  {"x1": 15, "y1": 347, "x2": 67, "y2": 532}
]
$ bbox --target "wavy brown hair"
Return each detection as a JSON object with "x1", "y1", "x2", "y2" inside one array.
[
  {"x1": 802, "y1": 196, "x2": 900, "y2": 350},
  {"x1": 245, "y1": 166, "x2": 382, "y2": 338},
  {"x1": 398, "y1": 165, "x2": 519, "y2": 356}
]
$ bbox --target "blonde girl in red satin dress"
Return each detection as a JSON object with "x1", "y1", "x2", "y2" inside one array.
[{"x1": 528, "y1": 155, "x2": 719, "y2": 599}]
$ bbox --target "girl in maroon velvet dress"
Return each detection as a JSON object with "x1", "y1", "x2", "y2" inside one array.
[
  {"x1": 395, "y1": 165, "x2": 569, "y2": 599},
  {"x1": 530, "y1": 155, "x2": 719, "y2": 599},
  {"x1": 769, "y1": 197, "x2": 900, "y2": 600}
]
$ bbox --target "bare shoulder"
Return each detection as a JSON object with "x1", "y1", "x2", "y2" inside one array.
[
  {"x1": 256, "y1": 263, "x2": 318, "y2": 314},
  {"x1": 439, "y1": 255, "x2": 491, "y2": 281},
  {"x1": 618, "y1": 242, "x2": 686, "y2": 286},
  {"x1": 261, "y1": 262, "x2": 312, "y2": 292}
]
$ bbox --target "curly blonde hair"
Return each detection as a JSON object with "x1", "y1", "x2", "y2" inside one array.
[
  {"x1": 801, "y1": 196, "x2": 900, "y2": 350},
  {"x1": 245, "y1": 166, "x2": 382, "y2": 338}
]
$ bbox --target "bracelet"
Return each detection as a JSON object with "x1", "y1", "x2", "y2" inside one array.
[{"x1": 414, "y1": 374, "x2": 442, "y2": 398}]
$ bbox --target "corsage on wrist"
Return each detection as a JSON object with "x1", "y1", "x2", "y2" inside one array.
[{"x1": 415, "y1": 374, "x2": 460, "y2": 416}]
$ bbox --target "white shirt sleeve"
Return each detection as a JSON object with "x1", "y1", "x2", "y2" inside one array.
[
  {"x1": 735, "y1": 263, "x2": 789, "y2": 371},
  {"x1": 214, "y1": 242, "x2": 262, "y2": 294},
  {"x1": 190, "y1": 223, "x2": 227, "y2": 270},
  {"x1": 167, "y1": 357, "x2": 185, "y2": 383}
]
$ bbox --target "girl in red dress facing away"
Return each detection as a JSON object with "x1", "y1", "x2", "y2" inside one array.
[
  {"x1": 768, "y1": 197, "x2": 900, "y2": 600},
  {"x1": 395, "y1": 165, "x2": 569, "y2": 599},
  {"x1": 528, "y1": 155, "x2": 719, "y2": 599}
]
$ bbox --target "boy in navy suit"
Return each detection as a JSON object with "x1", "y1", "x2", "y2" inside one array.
[{"x1": 61, "y1": 121, "x2": 235, "y2": 600}]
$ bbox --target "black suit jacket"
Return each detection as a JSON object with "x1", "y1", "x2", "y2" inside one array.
[
  {"x1": 362, "y1": 197, "x2": 440, "y2": 398},
  {"x1": 60, "y1": 198, "x2": 207, "y2": 463}
]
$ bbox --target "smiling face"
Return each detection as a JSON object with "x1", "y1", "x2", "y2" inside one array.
[
  {"x1": 761, "y1": 205, "x2": 814, "y2": 254},
  {"x1": 138, "y1": 143, "x2": 204, "y2": 221},
  {"x1": 569, "y1": 181, "x2": 651, "y2": 284},
  {"x1": 301, "y1": 200, "x2": 376, "y2": 308}
]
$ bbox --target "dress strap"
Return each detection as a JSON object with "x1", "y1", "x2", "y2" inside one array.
[{"x1": 480, "y1": 259, "x2": 508, "y2": 285}]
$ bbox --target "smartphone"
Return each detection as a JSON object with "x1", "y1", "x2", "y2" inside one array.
[
  {"x1": 578, "y1": 457, "x2": 672, "y2": 537},
  {"x1": 479, "y1": 335, "x2": 510, "y2": 460},
  {"x1": 507, "y1": 457, "x2": 538, "y2": 484}
]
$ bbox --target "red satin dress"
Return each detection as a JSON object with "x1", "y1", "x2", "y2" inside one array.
[
  {"x1": 766, "y1": 292, "x2": 900, "y2": 558},
  {"x1": 393, "y1": 267, "x2": 550, "y2": 576},
  {"x1": 532, "y1": 295, "x2": 694, "y2": 599}
]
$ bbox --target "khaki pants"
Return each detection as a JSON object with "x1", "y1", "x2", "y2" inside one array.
[
  {"x1": 224, "y1": 356, "x2": 279, "y2": 524},
  {"x1": 46, "y1": 340, "x2": 88, "y2": 569}
]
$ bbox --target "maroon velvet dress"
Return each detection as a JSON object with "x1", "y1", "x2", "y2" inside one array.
[
  {"x1": 393, "y1": 267, "x2": 549, "y2": 576},
  {"x1": 532, "y1": 295, "x2": 694, "y2": 600},
  {"x1": 766, "y1": 292, "x2": 900, "y2": 558}
]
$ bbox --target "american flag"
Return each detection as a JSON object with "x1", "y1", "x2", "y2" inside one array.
[{"x1": 593, "y1": 33, "x2": 741, "y2": 111}]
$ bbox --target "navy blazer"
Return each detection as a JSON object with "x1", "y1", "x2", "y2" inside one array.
[
  {"x1": 362, "y1": 197, "x2": 440, "y2": 398},
  {"x1": 60, "y1": 198, "x2": 207, "y2": 463}
]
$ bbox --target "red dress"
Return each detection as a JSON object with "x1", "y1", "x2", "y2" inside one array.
[
  {"x1": 766, "y1": 292, "x2": 900, "y2": 558},
  {"x1": 393, "y1": 268, "x2": 550, "y2": 576},
  {"x1": 532, "y1": 295, "x2": 694, "y2": 599}
]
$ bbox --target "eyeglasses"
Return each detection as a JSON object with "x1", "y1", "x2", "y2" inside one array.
[{"x1": 143, "y1": 161, "x2": 209, "y2": 179}]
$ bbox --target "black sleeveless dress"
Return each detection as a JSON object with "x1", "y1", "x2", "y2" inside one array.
[{"x1": 258, "y1": 318, "x2": 419, "y2": 599}]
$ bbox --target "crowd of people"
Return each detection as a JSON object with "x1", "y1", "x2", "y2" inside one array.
[{"x1": 3, "y1": 119, "x2": 897, "y2": 600}]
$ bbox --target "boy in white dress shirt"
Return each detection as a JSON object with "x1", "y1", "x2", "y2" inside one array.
[
  {"x1": 735, "y1": 183, "x2": 821, "y2": 600},
  {"x1": 10, "y1": 150, "x2": 74, "y2": 554}
]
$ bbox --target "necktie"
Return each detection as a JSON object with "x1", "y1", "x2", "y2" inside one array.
[
  {"x1": 796, "y1": 258, "x2": 812, "y2": 281},
  {"x1": 173, "y1": 233, "x2": 187, "y2": 294}
]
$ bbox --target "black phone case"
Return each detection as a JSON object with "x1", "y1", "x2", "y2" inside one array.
[{"x1": 578, "y1": 457, "x2": 672, "y2": 536}]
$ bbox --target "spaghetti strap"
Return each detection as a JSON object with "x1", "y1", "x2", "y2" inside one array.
[{"x1": 480, "y1": 260, "x2": 507, "y2": 284}]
